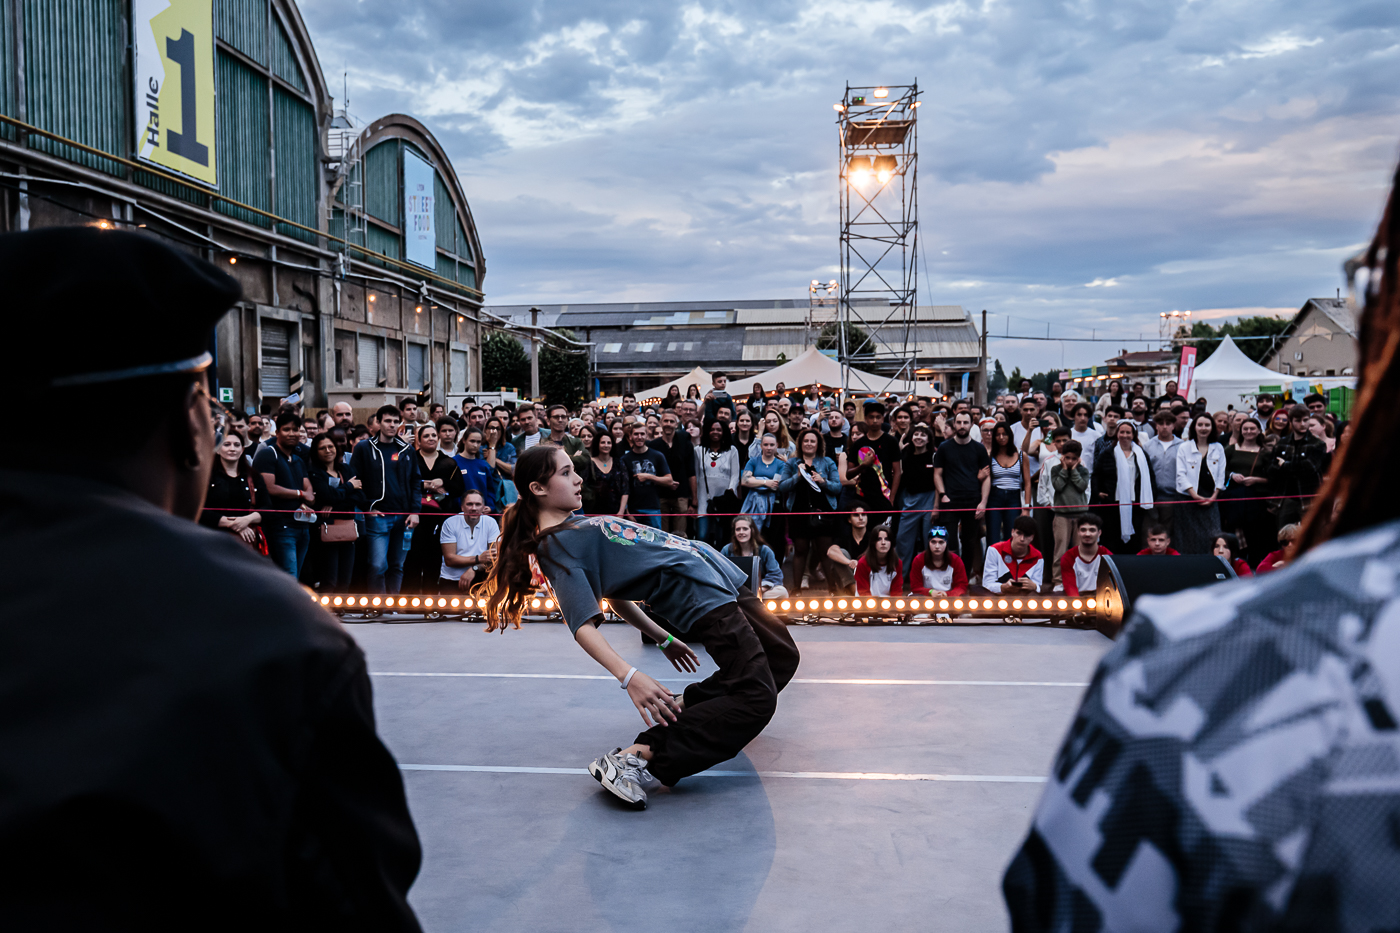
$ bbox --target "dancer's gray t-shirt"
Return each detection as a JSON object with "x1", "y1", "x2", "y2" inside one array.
[{"x1": 540, "y1": 517, "x2": 746, "y2": 634}]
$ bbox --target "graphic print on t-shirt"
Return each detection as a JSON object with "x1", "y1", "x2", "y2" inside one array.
[{"x1": 592, "y1": 516, "x2": 697, "y2": 553}]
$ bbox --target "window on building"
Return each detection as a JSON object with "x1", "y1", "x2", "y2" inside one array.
[
  {"x1": 601, "y1": 343, "x2": 622, "y2": 353},
  {"x1": 259, "y1": 320, "x2": 294, "y2": 397},
  {"x1": 451, "y1": 349, "x2": 469, "y2": 394},
  {"x1": 407, "y1": 342, "x2": 427, "y2": 391},
  {"x1": 357, "y1": 334, "x2": 383, "y2": 388}
]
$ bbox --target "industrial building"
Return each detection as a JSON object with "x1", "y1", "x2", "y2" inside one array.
[
  {"x1": 487, "y1": 300, "x2": 983, "y2": 399},
  {"x1": 0, "y1": 0, "x2": 486, "y2": 415}
]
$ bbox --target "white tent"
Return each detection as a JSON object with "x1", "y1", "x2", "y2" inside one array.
[
  {"x1": 738, "y1": 347, "x2": 934, "y2": 397},
  {"x1": 1191, "y1": 335, "x2": 1353, "y2": 410}
]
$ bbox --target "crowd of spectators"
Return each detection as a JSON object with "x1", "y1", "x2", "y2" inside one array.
[{"x1": 204, "y1": 370, "x2": 1341, "y2": 605}]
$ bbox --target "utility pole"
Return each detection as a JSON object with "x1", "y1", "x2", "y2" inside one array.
[
  {"x1": 529, "y1": 307, "x2": 541, "y2": 400},
  {"x1": 979, "y1": 308, "x2": 988, "y2": 405}
]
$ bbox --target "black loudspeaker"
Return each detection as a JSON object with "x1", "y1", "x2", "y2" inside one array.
[{"x1": 1092, "y1": 555, "x2": 1236, "y2": 639}]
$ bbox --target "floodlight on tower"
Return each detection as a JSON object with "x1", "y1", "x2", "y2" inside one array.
[
  {"x1": 872, "y1": 154, "x2": 898, "y2": 184},
  {"x1": 848, "y1": 155, "x2": 874, "y2": 185},
  {"x1": 874, "y1": 87, "x2": 889, "y2": 98}
]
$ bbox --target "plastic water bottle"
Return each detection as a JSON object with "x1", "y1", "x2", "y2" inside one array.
[{"x1": 402, "y1": 525, "x2": 414, "y2": 551}]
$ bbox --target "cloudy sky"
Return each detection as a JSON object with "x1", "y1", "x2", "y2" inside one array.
[{"x1": 300, "y1": 0, "x2": 1400, "y2": 373}]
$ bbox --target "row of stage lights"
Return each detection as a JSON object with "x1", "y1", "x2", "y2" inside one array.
[
  {"x1": 765, "y1": 596, "x2": 1095, "y2": 615},
  {"x1": 313, "y1": 592, "x2": 1092, "y2": 618}
]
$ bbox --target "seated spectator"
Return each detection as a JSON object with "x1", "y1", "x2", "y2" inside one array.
[
  {"x1": 855, "y1": 524, "x2": 902, "y2": 597},
  {"x1": 1061, "y1": 512, "x2": 1112, "y2": 598},
  {"x1": 1137, "y1": 524, "x2": 1181, "y2": 555},
  {"x1": 826, "y1": 504, "x2": 871, "y2": 594},
  {"x1": 910, "y1": 526, "x2": 968, "y2": 597},
  {"x1": 1211, "y1": 532, "x2": 1253, "y2": 577},
  {"x1": 200, "y1": 431, "x2": 267, "y2": 549},
  {"x1": 1256, "y1": 522, "x2": 1300, "y2": 573},
  {"x1": 438, "y1": 490, "x2": 500, "y2": 593},
  {"x1": 720, "y1": 515, "x2": 788, "y2": 600},
  {"x1": 982, "y1": 515, "x2": 1044, "y2": 594}
]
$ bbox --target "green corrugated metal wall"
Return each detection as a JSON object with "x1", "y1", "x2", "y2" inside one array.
[
  {"x1": 1, "y1": 0, "x2": 15, "y2": 139},
  {"x1": 22, "y1": 0, "x2": 125, "y2": 175},
  {"x1": 433, "y1": 171, "x2": 455, "y2": 251},
  {"x1": 217, "y1": 0, "x2": 267, "y2": 65},
  {"x1": 366, "y1": 223, "x2": 401, "y2": 262},
  {"x1": 215, "y1": 50, "x2": 270, "y2": 225},
  {"x1": 457, "y1": 264, "x2": 476, "y2": 289},
  {"x1": 270, "y1": 14, "x2": 305, "y2": 91},
  {"x1": 274, "y1": 86, "x2": 315, "y2": 240},
  {"x1": 363, "y1": 140, "x2": 398, "y2": 225},
  {"x1": 436, "y1": 251, "x2": 457, "y2": 283}
]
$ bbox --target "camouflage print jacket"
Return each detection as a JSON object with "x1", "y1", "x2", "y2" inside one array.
[{"x1": 1004, "y1": 521, "x2": 1400, "y2": 932}]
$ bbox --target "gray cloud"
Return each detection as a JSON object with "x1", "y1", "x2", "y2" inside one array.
[{"x1": 299, "y1": 0, "x2": 1400, "y2": 373}]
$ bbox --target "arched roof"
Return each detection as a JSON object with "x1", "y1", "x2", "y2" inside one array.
[
  {"x1": 333, "y1": 114, "x2": 487, "y2": 282},
  {"x1": 274, "y1": 0, "x2": 333, "y2": 112}
]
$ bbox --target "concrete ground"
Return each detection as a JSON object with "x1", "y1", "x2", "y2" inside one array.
[{"x1": 352, "y1": 618, "x2": 1112, "y2": 933}]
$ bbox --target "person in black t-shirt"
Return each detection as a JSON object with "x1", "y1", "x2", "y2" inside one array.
[
  {"x1": 824, "y1": 503, "x2": 871, "y2": 594},
  {"x1": 933, "y1": 411, "x2": 991, "y2": 575},
  {"x1": 846, "y1": 400, "x2": 901, "y2": 519},
  {"x1": 252, "y1": 409, "x2": 316, "y2": 578},
  {"x1": 896, "y1": 423, "x2": 939, "y2": 584},
  {"x1": 619, "y1": 422, "x2": 673, "y2": 529}
]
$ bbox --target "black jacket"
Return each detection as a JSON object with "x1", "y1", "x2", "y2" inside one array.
[
  {"x1": 1267, "y1": 433, "x2": 1329, "y2": 500},
  {"x1": 0, "y1": 469, "x2": 422, "y2": 931},
  {"x1": 348, "y1": 436, "x2": 420, "y2": 514}
]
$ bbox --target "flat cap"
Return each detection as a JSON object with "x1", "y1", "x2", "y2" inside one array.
[{"x1": 0, "y1": 226, "x2": 241, "y2": 392}]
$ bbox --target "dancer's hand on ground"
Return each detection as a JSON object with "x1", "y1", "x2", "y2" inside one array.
[
  {"x1": 662, "y1": 638, "x2": 699, "y2": 673},
  {"x1": 627, "y1": 672, "x2": 682, "y2": 727}
]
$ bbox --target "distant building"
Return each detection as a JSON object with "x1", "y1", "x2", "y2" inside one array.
[
  {"x1": 487, "y1": 300, "x2": 983, "y2": 399},
  {"x1": 1063, "y1": 349, "x2": 1177, "y2": 400},
  {"x1": 1259, "y1": 298, "x2": 1358, "y2": 378}
]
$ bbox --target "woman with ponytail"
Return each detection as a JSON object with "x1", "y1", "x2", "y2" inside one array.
[
  {"x1": 1006, "y1": 159, "x2": 1400, "y2": 931},
  {"x1": 479, "y1": 444, "x2": 800, "y2": 810}
]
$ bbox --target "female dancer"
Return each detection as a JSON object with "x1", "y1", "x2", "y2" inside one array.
[{"x1": 481, "y1": 445, "x2": 800, "y2": 810}]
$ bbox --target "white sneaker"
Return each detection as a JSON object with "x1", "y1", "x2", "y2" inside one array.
[{"x1": 587, "y1": 748, "x2": 653, "y2": 809}]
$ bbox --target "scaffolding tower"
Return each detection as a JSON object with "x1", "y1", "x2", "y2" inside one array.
[{"x1": 835, "y1": 82, "x2": 920, "y2": 392}]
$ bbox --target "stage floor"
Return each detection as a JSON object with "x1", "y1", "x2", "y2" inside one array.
[{"x1": 351, "y1": 618, "x2": 1112, "y2": 933}]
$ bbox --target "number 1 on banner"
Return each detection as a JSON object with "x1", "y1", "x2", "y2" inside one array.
[{"x1": 133, "y1": 0, "x2": 217, "y2": 188}]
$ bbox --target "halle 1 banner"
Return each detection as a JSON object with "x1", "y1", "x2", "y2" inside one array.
[
  {"x1": 133, "y1": 0, "x2": 218, "y2": 188},
  {"x1": 403, "y1": 149, "x2": 437, "y2": 270},
  {"x1": 1178, "y1": 346, "x2": 1198, "y2": 400}
]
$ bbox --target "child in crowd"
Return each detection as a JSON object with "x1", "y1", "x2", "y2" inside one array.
[
  {"x1": 910, "y1": 526, "x2": 968, "y2": 597},
  {"x1": 1061, "y1": 512, "x2": 1113, "y2": 598},
  {"x1": 1211, "y1": 533, "x2": 1253, "y2": 577},
  {"x1": 1050, "y1": 440, "x2": 1089, "y2": 580},
  {"x1": 1033, "y1": 425, "x2": 1072, "y2": 588},
  {"x1": 855, "y1": 524, "x2": 902, "y2": 596},
  {"x1": 1256, "y1": 523, "x2": 1300, "y2": 574},
  {"x1": 982, "y1": 515, "x2": 1044, "y2": 595},
  {"x1": 1137, "y1": 524, "x2": 1180, "y2": 556}
]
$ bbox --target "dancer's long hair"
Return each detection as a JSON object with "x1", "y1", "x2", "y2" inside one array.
[
  {"x1": 479, "y1": 444, "x2": 569, "y2": 632},
  {"x1": 1298, "y1": 162, "x2": 1400, "y2": 553}
]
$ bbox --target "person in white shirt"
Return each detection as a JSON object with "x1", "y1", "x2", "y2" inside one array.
[
  {"x1": 1067, "y1": 402, "x2": 1103, "y2": 474},
  {"x1": 1142, "y1": 409, "x2": 1186, "y2": 537},
  {"x1": 1009, "y1": 397, "x2": 1044, "y2": 476},
  {"x1": 1172, "y1": 413, "x2": 1227, "y2": 554},
  {"x1": 1059, "y1": 511, "x2": 1112, "y2": 598},
  {"x1": 438, "y1": 489, "x2": 501, "y2": 593}
]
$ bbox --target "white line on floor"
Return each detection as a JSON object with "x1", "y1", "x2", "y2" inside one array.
[
  {"x1": 399, "y1": 763, "x2": 1046, "y2": 783},
  {"x1": 371, "y1": 672, "x2": 1088, "y2": 687}
]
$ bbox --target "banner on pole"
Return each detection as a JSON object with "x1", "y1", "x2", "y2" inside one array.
[
  {"x1": 403, "y1": 149, "x2": 437, "y2": 270},
  {"x1": 1178, "y1": 346, "x2": 1198, "y2": 400},
  {"x1": 134, "y1": 0, "x2": 217, "y2": 187}
]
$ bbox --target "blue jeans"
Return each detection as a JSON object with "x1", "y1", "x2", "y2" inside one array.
[
  {"x1": 895, "y1": 489, "x2": 938, "y2": 583},
  {"x1": 632, "y1": 509, "x2": 662, "y2": 529},
  {"x1": 985, "y1": 487, "x2": 1024, "y2": 545},
  {"x1": 266, "y1": 524, "x2": 310, "y2": 578},
  {"x1": 366, "y1": 513, "x2": 409, "y2": 594}
]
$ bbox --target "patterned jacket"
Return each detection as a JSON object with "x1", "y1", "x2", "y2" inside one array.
[{"x1": 1004, "y1": 520, "x2": 1400, "y2": 932}]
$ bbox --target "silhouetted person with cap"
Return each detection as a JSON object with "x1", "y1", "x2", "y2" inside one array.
[{"x1": 0, "y1": 227, "x2": 422, "y2": 932}]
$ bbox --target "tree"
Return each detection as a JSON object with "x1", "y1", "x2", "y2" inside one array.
[
  {"x1": 1179, "y1": 316, "x2": 1292, "y2": 364},
  {"x1": 988, "y1": 359, "x2": 1008, "y2": 392},
  {"x1": 482, "y1": 331, "x2": 529, "y2": 393},
  {"x1": 817, "y1": 321, "x2": 874, "y2": 358},
  {"x1": 540, "y1": 328, "x2": 590, "y2": 408},
  {"x1": 1007, "y1": 366, "x2": 1024, "y2": 391}
]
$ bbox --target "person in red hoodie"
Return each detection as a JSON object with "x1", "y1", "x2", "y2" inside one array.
[
  {"x1": 1061, "y1": 511, "x2": 1114, "y2": 598},
  {"x1": 981, "y1": 515, "x2": 1044, "y2": 594},
  {"x1": 1211, "y1": 532, "x2": 1253, "y2": 577},
  {"x1": 855, "y1": 524, "x2": 903, "y2": 597},
  {"x1": 910, "y1": 526, "x2": 968, "y2": 596},
  {"x1": 1136, "y1": 524, "x2": 1181, "y2": 556},
  {"x1": 1256, "y1": 522, "x2": 1299, "y2": 574}
]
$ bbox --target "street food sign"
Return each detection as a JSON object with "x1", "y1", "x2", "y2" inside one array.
[{"x1": 134, "y1": 0, "x2": 218, "y2": 187}]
